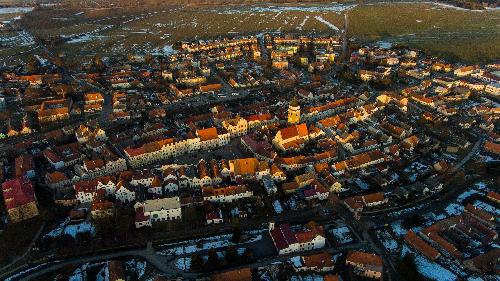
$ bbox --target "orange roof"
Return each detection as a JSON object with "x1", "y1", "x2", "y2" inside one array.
[
  {"x1": 202, "y1": 185, "x2": 250, "y2": 198},
  {"x1": 232, "y1": 158, "x2": 259, "y2": 176},
  {"x1": 245, "y1": 113, "x2": 272, "y2": 122},
  {"x1": 84, "y1": 92, "x2": 104, "y2": 101},
  {"x1": 197, "y1": 127, "x2": 218, "y2": 141},
  {"x1": 271, "y1": 164, "x2": 284, "y2": 176},
  {"x1": 346, "y1": 251, "x2": 383, "y2": 267},
  {"x1": 484, "y1": 141, "x2": 500, "y2": 155},
  {"x1": 199, "y1": 83, "x2": 222, "y2": 92},
  {"x1": 279, "y1": 123, "x2": 308, "y2": 140},
  {"x1": 319, "y1": 115, "x2": 341, "y2": 128}
]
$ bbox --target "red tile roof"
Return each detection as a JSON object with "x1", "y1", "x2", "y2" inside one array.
[
  {"x1": 270, "y1": 223, "x2": 297, "y2": 250},
  {"x1": 404, "y1": 231, "x2": 441, "y2": 261},
  {"x1": 2, "y1": 177, "x2": 36, "y2": 210}
]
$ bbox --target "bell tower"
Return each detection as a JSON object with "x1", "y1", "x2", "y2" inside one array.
[{"x1": 287, "y1": 96, "x2": 300, "y2": 125}]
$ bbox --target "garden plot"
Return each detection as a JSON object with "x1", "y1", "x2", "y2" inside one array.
[
  {"x1": 44, "y1": 218, "x2": 95, "y2": 239},
  {"x1": 403, "y1": 161, "x2": 430, "y2": 182},
  {"x1": 330, "y1": 225, "x2": 354, "y2": 245},
  {"x1": 376, "y1": 229, "x2": 398, "y2": 253},
  {"x1": 157, "y1": 231, "x2": 264, "y2": 256},
  {"x1": 444, "y1": 181, "x2": 489, "y2": 216}
]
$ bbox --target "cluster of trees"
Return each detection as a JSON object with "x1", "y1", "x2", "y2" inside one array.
[
  {"x1": 190, "y1": 246, "x2": 253, "y2": 272},
  {"x1": 448, "y1": 0, "x2": 487, "y2": 10},
  {"x1": 397, "y1": 254, "x2": 425, "y2": 281}
]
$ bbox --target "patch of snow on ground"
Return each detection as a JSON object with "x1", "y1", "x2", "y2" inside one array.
[
  {"x1": 297, "y1": 16, "x2": 309, "y2": 30},
  {"x1": 445, "y1": 203, "x2": 464, "y2": 216},
  {"x1": 162, "y1": 45, "x2": 177, "y2": 55},
  {"x1": 376, "y1": 41, "x2": 392, "y2": 49},
  {"x1": 473, "y1": 200, "x2": 499, "y2": 216},
  {"x1": 158, "y1": 233, "x2": 262, "y2": 256},
  {"x1": 330, "y1": 226, "x2": 354, "y2": 244},
  {"x1": 175, "y1": 257, "x2": 191, "y2": 270},
  {"x1": 0, "y1": 7, "x2": 33, "y2": 14},
  {"x1": 289, "y1": 256, "x2": 302, "y2": 268},
  {"x1": 273, "y1": 199, "x2": 283, "y2": 214},
  {"x1": 414, "y1": 253, "x2": 457, "y2": 281},
  {"x1": 216, "y1": 4, "x2": 356, "y2": 14},
  {"x1": 67, "y1": 34, "x2": 108, "y2": 43},
  {"x1": 44, "y1": 219, "x2": 95, "y2": 239},
  {"x1": 126, "y1": 259, "x2": 147, "y2": 279},
  {"x1": 391, "y1": 221, "x2": 407, "y2": 236},
  {"x1": 314, "y1": 16, "x2": 339, "y2": 31},
  {"x1": 432, "y1": 2, "x2": 499, "y2": 12}
]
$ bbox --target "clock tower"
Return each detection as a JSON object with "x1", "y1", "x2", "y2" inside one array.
[{"x1": 287, "y1": 97, "x2": 300, "y2": 125}]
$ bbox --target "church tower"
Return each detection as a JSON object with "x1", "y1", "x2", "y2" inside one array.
[{"x1": 287, "y1": 97, "x2": 300, "y2": 125}]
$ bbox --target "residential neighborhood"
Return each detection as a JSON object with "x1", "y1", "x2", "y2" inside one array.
[{"x1": 0, "y1": 30, "x2": 499, "y2": 281}]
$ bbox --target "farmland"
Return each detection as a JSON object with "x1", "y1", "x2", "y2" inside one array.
[{"x1": 2, "y1": 1, "x2": 499, "y2": 65}]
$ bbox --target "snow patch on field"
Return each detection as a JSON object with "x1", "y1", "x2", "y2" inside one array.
[
  {"x1": 314, "y1": 16, "x2": 339, "y2": 31},
  {"x1": 376, "y1": 41, "x2": 393, "y2": 49},
  {"x1": 0, "y1": 7, "x2": 33, "y2": 15},
  {"x1": 215, "y1": 4, "x2": 356, "y2": 14},
  {"x1": 66, "y1": 34, "x2": 108, "y2": 43},
  {"x1": 297, "y1": 16, "x2": 309, "y2": 30},
  {"x1": 432, "y1": 2, "x2": 500, "y2": 12}
]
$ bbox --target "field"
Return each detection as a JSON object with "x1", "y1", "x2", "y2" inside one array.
[{"x1": 2, "y1": 2, "x2": 499, "y2": 65}]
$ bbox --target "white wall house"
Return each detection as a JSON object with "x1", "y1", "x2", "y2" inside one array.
[{"x1": 134, "y1": 197, "x2": 182, "y2": 223}]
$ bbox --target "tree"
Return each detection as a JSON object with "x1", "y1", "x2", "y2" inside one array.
[
  {"x1": 397, "y1": 254, "x2": 424, "y2": 281},
  {"x1": 231, "y1": 222, "x2": 242, "y2": 243},
  {"x1": 241, "y1": 248, "x2": 253, "y2": 262},
  {"x1": 206, "y1": 249, "x2": 220, "y2": 268},
  {"x1": 225, "y1": 246, "x2": 239, "y2": 265},
  {"x1": 144, "y1": 54, "x2": 154, "y2": 64},
  {"x1": 26, "y1": 57, "x2": 41, "y2": 74},
  {"x1": 92, "y1": 55, "x2": 106, "y2": 72},
  {"x1": 190, "y1": 253, "x2": 204, "y2": 272}
]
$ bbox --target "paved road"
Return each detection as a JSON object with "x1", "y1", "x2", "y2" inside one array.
[{"x1": 3, "y1": 242, "x2": 198, "y2": 281}]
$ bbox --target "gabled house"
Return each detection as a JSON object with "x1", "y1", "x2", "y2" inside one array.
[
  {"x1": 115, "y1": 181, "x2": 136, "y2": 203},
  {"x1": 269, "y1": 221, "x2": 326, "y2": 255},
  {"x1": 345, "y1": 251, "x2": 383, "y2": 279},
  {"x1": 2, "y1": 177, "x2": 39, "y2": 223},
  {"x1": 134, "y1": 197, "x2": 181, "y2": 225}
]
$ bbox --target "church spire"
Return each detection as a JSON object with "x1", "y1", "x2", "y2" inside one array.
[{"x1": 290, "y1": 96, "x2": 299, "y2": 107}]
